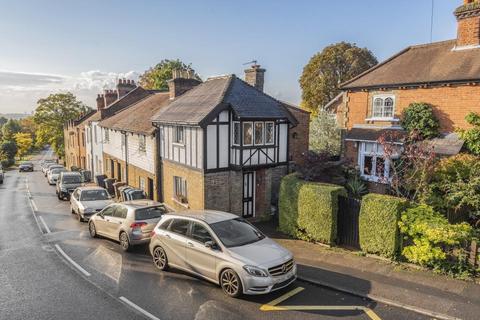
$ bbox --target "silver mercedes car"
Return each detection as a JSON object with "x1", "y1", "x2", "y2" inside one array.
[
  {"x1": 88, "y1": 200, "x2": 170, "y2": 251},
  {"x1": 149, "y1": 211, "x2": 296, "y2": 298},
  {"x1": 70, "y1": 186, "x2": 114, "y2": 222}
]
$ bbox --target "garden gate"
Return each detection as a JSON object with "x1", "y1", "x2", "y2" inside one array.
[{"x1": 337, "y1": 196, "x2": 361, "y2": 249}]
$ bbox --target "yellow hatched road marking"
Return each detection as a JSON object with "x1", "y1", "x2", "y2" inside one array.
[{"x1": 260, "y1": 287, "x2": 382, "y2": 320}]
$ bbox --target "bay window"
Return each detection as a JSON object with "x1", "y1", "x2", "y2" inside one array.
[
  {"x1": 254, "y1": 122, "x2": 264, "y2": 145},
  {"x1": 265, "y1": 122, "x2": 274, "y2": 145},
  {"x1": 243, "y1": 122, "x2": 253, "y2": 146},
  {"x1": 358, "y1": 142, "x2": 390, "y2": 182},
  {"x1": 232, "y1": 122, "x2": 240, "y2": 146}
]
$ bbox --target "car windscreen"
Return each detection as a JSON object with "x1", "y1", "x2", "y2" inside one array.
[
  {"x1": 62, "y1": 175, "x2": 82, "y2": 184},
  {"x1": 80, "y1": 189, "x2": 108, "y2": 201},
  {"x1": 209, "y1": 218, "x2": 265, "y2": 248},
  {"x1": 22, "y1": 163, "x2": 32, "y2": 166},
  {"x1": 135, "y1": 206, "x2": 167, "y2": 220},
  {"x1": 51, "y1": 168, "x2": 66, "y2": 174}
]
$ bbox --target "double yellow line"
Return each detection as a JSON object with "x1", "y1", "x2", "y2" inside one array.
[{"x1": 260, "y1": 287, "x2": 382, "y2": 320}]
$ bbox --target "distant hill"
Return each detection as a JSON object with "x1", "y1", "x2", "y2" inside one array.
[{"x1": 0, "y1": 113, "x2": 32, "y2": 120}]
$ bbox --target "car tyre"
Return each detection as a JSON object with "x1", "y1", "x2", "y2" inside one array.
[
  {"x1": 220, "y1": 269, "x2": 243, "y2": 298},
  {"x1": 119, "y1": 232, "x2": 131, "y2": 252},
  {"x1": 89, "y1": 221, "x2": 97, "y2": 238},
  {"x1": 77, "y1": 212, "x2": 84, "y2": 222},
  {"x1": 152, "y1": 246, "x2": 169, "y2": 271}
]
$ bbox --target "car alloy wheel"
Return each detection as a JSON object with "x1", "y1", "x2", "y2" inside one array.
[
  {"x1": 220, "y1": 269, "x2": 242, "y2": 298},
  {"x1": 120, "y1": 232, "x2": 130, "y2": 252},
  {"x1": 152, "y1": 246, "x2": 168, "y2": 271},
  {"x1": 89, "y1": 222, "x2": 97, "y2": 238}
]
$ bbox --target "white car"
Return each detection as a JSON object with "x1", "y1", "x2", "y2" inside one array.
[
  {"x1": 47, "y1": 167, "x2": 67, "y2": 185},
  {"x1": 70, "y1": 186, "x2": 114, "y2": 222}
]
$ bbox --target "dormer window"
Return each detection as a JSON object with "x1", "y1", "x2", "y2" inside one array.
[
  {"x1": 243, "y1": 122, "x2": 253, "y2": 146},
  {"x1": 372, "y1": 95, "x2": 395, "y2": 119},
  {"x1": 254, "y1": 122, "x2": 264, "y2": 145}
]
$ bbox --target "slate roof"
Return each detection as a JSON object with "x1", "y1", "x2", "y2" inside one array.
[
  {"x1": 345, "y1": 127, "x2": 407, "y2": 142},
  {"x1": 99, "y1": 92, "x2": 170, "y2": 135},
  {"x1": 425, "y1": 133, "x2": 464, "y2": 156},
  {"x1": 152, "y1": 75, "x2": 296, "y2": 126},
  {"x1": 341, "y1": 40, "x2": 480, "y2": 89}
]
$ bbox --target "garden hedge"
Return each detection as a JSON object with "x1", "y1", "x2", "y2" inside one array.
[
  {"x1": 359, "y1": 193, "x2": 408, "y2": 258},
  {"x1": 279, "y1": 173, "x2": 346, "y2": 245}
]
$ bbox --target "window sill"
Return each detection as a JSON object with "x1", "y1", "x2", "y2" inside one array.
[
  {"x1": 172, "y1": 142, "x2": 185, "y2": 147},
  {"x1": 360, "y1": 175, "x2": 390, "y2": 184},
  {"x1": 172, "y1": 198, "x2": 189, "y2": 208},
  {"x1": 365, "y1": 118, "x2": 400, "y2": 122}
]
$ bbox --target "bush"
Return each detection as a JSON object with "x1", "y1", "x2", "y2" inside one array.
[
  {"x1": 400, "y1": 102, "x2": 440, "y2": 139},
  {"x1": 457, "y1": 112, "x2": 480, "y2": 155},
  {"x1": 399, "y1": 204, "x2": 473, "y2": 276},
  {"x1": 359, "y1": 193, "x2": 408, "y2": 258},
  {"x1": 279, "y1": 173, "x2": 346, "y2": 245}
]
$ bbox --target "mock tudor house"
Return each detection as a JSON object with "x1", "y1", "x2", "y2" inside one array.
[
  {"x1": 98, "y1": 92, "x2": 171, "y2": 201},
  {"x1": 152, "y1": 65, "x2": 309, "y2": 218},
  {"x1": 333, "y1": 0, "x2": 480, "y2": 189}
]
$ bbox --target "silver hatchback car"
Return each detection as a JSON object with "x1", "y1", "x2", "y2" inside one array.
[
  {"x1": 88, "y1": 200, "x2": 169, "y2": 251},
  {"x1": 149, "y1": 211, "x2": 296, "y2": 298}
]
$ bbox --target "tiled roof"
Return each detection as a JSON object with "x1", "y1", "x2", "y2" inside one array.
[
  {"x1": 341, "y1": 40, "x2": 480, "y2": 89},
  {"x1": 152, "y1": 75, "x2": 296, "y2": 126},
  {"x1": 99, "y1": 92, "x2": 171, "y2": 135}
]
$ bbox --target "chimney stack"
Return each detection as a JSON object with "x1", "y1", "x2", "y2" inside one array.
[
  {"x1": 167, "y1": 69, "x2": 201, "y2": 99},
  {"x1": 96, "y1": 94, "x2": 105, "y2": 110},
  {"x1": 455, "y1": 0, "x2": 480, "y2": 48},
  {"x1": 104, "y1": 89, "x2": 118, "y2": 107},
  {"x1": 244, "y1": 64, "x2": 266, "y2": 92},
  {"x1": 117, "y1": 78, "x2": 136, "y2": 98}
]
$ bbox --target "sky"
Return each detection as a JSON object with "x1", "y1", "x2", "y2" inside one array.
[{"x1": 0, "y1": 0, "x2": 460, "y2": 114}]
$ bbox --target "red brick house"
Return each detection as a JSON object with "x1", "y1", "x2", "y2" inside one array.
[{"x1": 333, "y1": 0, "x2": 480, "y2": 188}]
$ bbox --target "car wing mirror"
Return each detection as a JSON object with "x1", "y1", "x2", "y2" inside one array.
[{"x1": 205, "y1": 241, "x2": 218, "y2": 250}]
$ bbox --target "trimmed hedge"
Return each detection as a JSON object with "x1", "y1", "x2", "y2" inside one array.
[
  {"x1": 359, "y1": 193, "x2": 408, "y2": 258},
  {"x1": 279, "y1": 173, "x2": 346, "y2": 245}
]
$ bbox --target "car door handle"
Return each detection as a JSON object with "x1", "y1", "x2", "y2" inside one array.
[
  {"x1": 164, "y1": 234, "x2": 171, "y2": 239},
  {"x1": 187, "y1": 242, "x2": 194, "y2": 247}
]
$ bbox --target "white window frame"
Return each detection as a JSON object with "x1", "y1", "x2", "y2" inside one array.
[
  {"x1": 254, "y1": 122, "x2": 264, "y2": 146},
  {"x1": 173, "y1": 176, "x2": 188, "y2": 204},
  {"x1": 368, "y1": 94, "x2": 396, "y2": 120},
  {"x1": 173, "y1": 126, "x2": 185, "y2": 145},
  {"x1": 232, "y1": 121, "x2": 240, "y2": 146},
  {"x1": 121, "y1": 133, "x2": 125, "y2": 147},
  {"x1": 243, "y1": 122, "x2": 253, "y2": 146},
  {"x1": 104, "y1": 129, "x2": 110, "y2": 143},
  {"x1": 358, "y1": 142, "x2": 390, "y2": 183},
  {"x1": 265, "y1": 121, "x2": 275, "y2": 145},
  {"x1": 138, "y1": 134, "x2": 146, "y2": 153},
  {"x1": 139, "y1": 177, "x2": 146, "y2": 191}
]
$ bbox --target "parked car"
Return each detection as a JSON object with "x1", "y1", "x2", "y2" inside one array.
[
  {"x1": 19, "y1": 162, "x2": 34, "y2": 172},
  {"x1": 149, "y1": 211, "x2": 296, "y2": 298},
  {"x1": 88, "y1": 201, "x2": 169, "y2": 251},
  {"x1": 70, "y1": 186, "x2": 114, "y2": 222},
  {"x1": 0, "y1": 164, "x2": 4, "y2": 184},
  {"x1": 44, "y1": 163, "x2": 63, "y2": 177},
  {"x1": 47, "y1": 167, "x2": 67, "y2": 185},
  {"x1": 56, "y1": 171, "x2": 83, "y2": 200}
]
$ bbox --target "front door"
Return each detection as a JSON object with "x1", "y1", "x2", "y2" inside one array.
[
  {"x1": 243, "y1": 172, "x2": 255, "y2": 218},
  {"x1": 147, "y1": 178, "x2": 154, "y2": 200}
]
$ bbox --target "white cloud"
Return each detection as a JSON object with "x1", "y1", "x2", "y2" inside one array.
[{"x1": 0, "y1": 70, "x2": 139, "y2": 113}]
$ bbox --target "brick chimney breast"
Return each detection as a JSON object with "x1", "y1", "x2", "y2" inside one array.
[
  {"x1": 167, "y1": 73, "x2": 201, "y2": 99},
  {"x1": 455, "y1": 0, "x2": 480, "y2": 47},
  {"x1": 117, "y1": 78, "x2": 136, "y2": 98},
  {"x1": 104, "y1": 89, "x2": 118, "y2": 107},
  {"x1": 244, "y1": 64, "x2": 266, "y2": 92},
  {"x1": 96, "y1": 94, "x2": 105, "y2": 110}
]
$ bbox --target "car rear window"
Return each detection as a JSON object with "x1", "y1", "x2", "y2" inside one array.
[
  {"x1": 135, "y1": 206, "x2": 167, "y2": 220},
  {"x1": 80, "y1": 189, "x2": 109, "y2": 201},
  {"x1": 51, "y1": 168, "x2": 66, "y2": 174},
  {"x1": 62, "y1": 175, "x2": 82, "y2": 184}
]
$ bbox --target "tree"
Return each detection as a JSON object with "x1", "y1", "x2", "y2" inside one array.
[
  {"x1": 309, "y1": 109, "x2": 341, "y2": 156},
  {"x1": 0, "y1": 140, "x2": 17, "y2": 161},
  {"x1": 0, "y1": 116, "x2": 7, "y2": 127},
  {"x1": 139, "y1": 59, "x2": 199, "y2": 90},
  {"x1": 18, "y1": 116, "x2": 38, "y2": 147},
  {"x1": 33, "y1": 92, "x2": 90, "y2": 157},
  {"x1": 1, "y1": 119, "x2": 22, "y2": 141},
  {"x1": 299, "y1": 42, "x2": 377, "y2": 116},
  {"x1": 14, "y1": 132, "x2": 33, "y2": 159},
  {"x1": 401, "y1": 103, "x2": 440, "y2": 139},
  {"x1": 457, "y1": 112, "x2": 480, "y2": 155}
]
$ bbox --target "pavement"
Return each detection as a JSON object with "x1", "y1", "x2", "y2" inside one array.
[
  {"x1": 255, "y1": 221, "x2": 480, "y2": 320},
  {"x1": 0, "y1": 149, "x2": 434, "y2": 320}
]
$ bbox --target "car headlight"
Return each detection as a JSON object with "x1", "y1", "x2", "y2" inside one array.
[{"x1": 243, "y1": 265, "x2": 268, "y2": 277}]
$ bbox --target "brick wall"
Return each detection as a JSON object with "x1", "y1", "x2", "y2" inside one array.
[
  {"x1": 204, "y1": 170, "x2": 243, "y2": 215},
  {"x1": 457, "y1": 15, "x2": 480, "y2": 47},
  {"x1": 288, "y1": 107, "x2": 310, "y2": 166},
  {"x1": 161, "y1": 160, "x2": 204, "y2": 211},
  {"x1": 343, "y1": 85, "x2": 480, "y2": 132},
  {"x1": 127, "y1": 164, "x2": 158, "y2": 201}
]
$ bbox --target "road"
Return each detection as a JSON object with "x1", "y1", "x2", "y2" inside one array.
[{"x1": 0, "y1": 150, "x2": 431, "y2": 320}]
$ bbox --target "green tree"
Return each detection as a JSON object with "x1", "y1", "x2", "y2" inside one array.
[
  {"x1": 299, "y1": 42, "x2": 377, "y2": 116},
  {"x1": 401, "y1": 103, "x2": 440, "y2": 139},
  {"x1": 1, "y1": 119, "x2": 22, "y2": 141},
  {"x1": 0, "y1": 140, "x2": 17, "y2": 164},
  {"x1": 14, "y1": 132, "x2": 33, "y2": 159},
  {"x1": 0, "y1": 116, "x2": 7, "y2": 127},
  {"x1": 33, "y1": 92, "x2": 90, "y2": 157},
  {"x1": 309, "y1": 109, "x2": 341, "y2": 156},
  {"x1": 139, "y1": 59, "x2": 199, "y2": 90},
  {"x1": 457, "y1": 112, "x2": 480, "y2": 155}
]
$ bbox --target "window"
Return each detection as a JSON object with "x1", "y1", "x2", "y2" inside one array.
[
  {"x1": 135, "y1": 206, "x2": 167, "y2": 220},
  {"x1": 372, "y1": 95, "x2": 395, "y2": 119},
  {"x1": 173, "y1": 176, "x2": 188, "y2": 204},
  {"x1": 358, "y1": 142, "x2": 390, "y2": 182},
  {"x1": 169, "y1": 219, "x2": 190, "y2": 236},
  {"x1": 113, "y1": 205, "x2": 128, "y2": 219},
  {"x1": 101, "y1": 205, "x2": 116, "y2": 217},
  {"x1": 191, "y1": 223, "x2": 213, "y2": 244},
  {"x1": 94, "y1": 126, "x2": 98, "y2": 144},
  {"x1": 104, "y1": 129, "x2": 109, "y2": 143},
  {"x1": 243, "y1": 122, "x2": 253, "y2": 146},
  {"x1": 265, "y1": 122, "x2": 274, "y2": 145},
  {"x1": 139, "y1": 135, "x2": 146, "y2": 152},
  {"x1": 254, "y1": 122, "x2": 264, "y2": 145},
  {"x1": 139, "y1": 177, "x2": 146, "y2": 191},
  {"x1": 121, "y1": 134, "x2": 125, "y2": 147},
  {"x1": 232, "y1": 122, "x2": 240, "y2": 146},
  {"x1": 82, "y1": 132, "x2": 85, "y2": 147},
  {"x1": 173, "y1": 126, "x2": 184, "y2": 144},
  {"x1": 159, "y1": 219, "x2": 172, "y2": 230}
]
